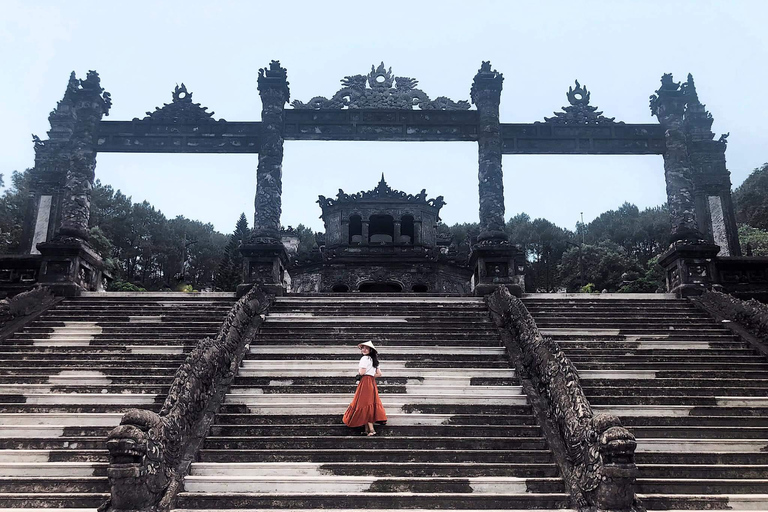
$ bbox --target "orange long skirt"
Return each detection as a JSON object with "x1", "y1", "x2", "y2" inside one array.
[{"x1": 343, "y1": 375, "x2": 387, "y2": 427}]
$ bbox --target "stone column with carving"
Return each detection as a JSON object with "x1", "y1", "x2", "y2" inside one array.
[
  {"x1": 254, "y1": 60, "x2": 289, "y2": 239},
  {"x1": 681, "y1": 74, "x2": 741, "y2": 257},
  {"x1": 471, "y1": 61, "x2": 506, "y2": 241},
  {"x1": 468, "y1": 62, "x2": 524, "y2": 296},
  {"x1": 35, "y1": 71, "x2": 112, "y2": 296},
  {"x1": 22, "y1": 73, "x2": 80, "y2": 255},
  {"x1": 651, "y1": 73, "x2": 719, "y2": 296},
  {"x1": 239, "y1": 61, "x2": 290, "y2": 296},
  {"x1": 361, "y1": 220, "x2": 370, "y2": 246}
]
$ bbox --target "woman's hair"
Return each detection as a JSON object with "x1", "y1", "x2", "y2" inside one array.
[{"x1": 369, "y1": 348, "x2": 380, "y2": 368}]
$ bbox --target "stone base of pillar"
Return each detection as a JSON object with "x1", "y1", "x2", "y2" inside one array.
[
  {"x1": 36, "y1": 238, "x2": 107, "y2": 297},
  {"x1": 658, "y1": 241, "x2": 720, "y2": 297},
  {"x1": 469, "y1": 239, "x2": 525, "y2": 297},
  {"x1": 238, "y1": 240, "x2": 289, "y2": 298}
]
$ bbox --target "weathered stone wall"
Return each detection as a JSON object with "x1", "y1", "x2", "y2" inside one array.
[{"x1": 288, "y1": 263, "x2": 471, "y2": 294}]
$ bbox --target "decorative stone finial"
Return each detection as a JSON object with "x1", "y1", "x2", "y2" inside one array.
[
  {"x1": 139, "y1": 83, "x2": 219, "y2": 123},
  {"x1": 470, "y1": 61, "x2": 503, "y2": 105},
  {"x1": 258, "y1": 60, "x2": 290, "y2": 102},
  {"x1": 542, "y1": 80, "x2": 620, "y2": 125},
  {"x1": 292, "y1": 62, "x2": 469, "y2": 110}
]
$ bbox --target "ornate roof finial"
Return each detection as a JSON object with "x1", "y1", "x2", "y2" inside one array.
[
  {"x1": 138, "y1": 83, "x2": 219, "y2": 123},
  {"x1": 258, "y1": 60, "x2": 290, "y2": 102},
  {"x1": 292, "y1": 63, "x2": 469, "y2": 110},
  {"x1": 542, "y1": 80, "x2": 620, "y2": 125},
  {"x1": 470, "y1": 61, "x2": 503, "y2": 104},
  {"x1": 317, "y1": 175, "x2": 446, "y2": 211}
]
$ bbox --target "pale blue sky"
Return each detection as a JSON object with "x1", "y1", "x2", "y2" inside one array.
[{"x1": 2, "y1": 0, "x2": 766, "y2": 233}]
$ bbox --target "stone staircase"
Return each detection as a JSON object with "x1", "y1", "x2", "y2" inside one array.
[
  {"x1": 175, "y1": 295, "x2": 570, "y2": 511},
  {"x1": 0, "y1": 292, "x2": 235, "y2": 509},
  {"x1": 525, "y1": 294, "x2": 768, "y2": 511}
]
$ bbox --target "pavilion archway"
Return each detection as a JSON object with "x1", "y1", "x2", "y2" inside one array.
[{"x1": 22, "y1": 62, "x2": 739, "y2": 296}]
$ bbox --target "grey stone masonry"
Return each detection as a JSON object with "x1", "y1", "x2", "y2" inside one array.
[
  {"x1": 471, "y1": 62, "x2": 506, "y2": 241},
  {"x1": 681, "y1": 74, "x2": 741, "y2": 256},
  {"x1": 254, "y1": 61, "x2": 289, "y2": 241},
  {"x1": 650, "y1": 74, "x2": 703, "y2": 245}
]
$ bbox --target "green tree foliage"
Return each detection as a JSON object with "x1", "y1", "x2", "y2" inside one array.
[
  {"x1": 88, "y1": 181, "x2": 227, "y2": 290},
  {"x1": 584, "y1": 202, "x2": 669, "y2": 265},
  {"x1": 506, "y1": 213, "x2": 573, "y2": 292},
  {"x1": 0, "y1": 170, "x2": 32, "y2": 254},
  {"x1": 617, "y1": 256, "x2": 665, "y2": 293},
  {"x1": 739, "y1": 225, "x2": 768, "y2": 256},
  {"x1": 733, "y1": 163, "x2": 768, "y2": 230},
  {"x1": 293, "y1": 224, "x2": 317, "y2": 258},
  {"x1": 557, "y1": 241, "x2": 641, "y2": 292},
  {"x1": 214, "y1": 213, "x2": 249, "y2": 291}
]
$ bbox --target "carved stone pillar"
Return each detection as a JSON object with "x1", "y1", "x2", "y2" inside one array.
[
  {"x1": 240, "y1": 61, "x2": 290, "y2": 296},
  {"x1": 341, "y1": 218, "x2": 350, "y2": 247},
  {"x1": 651, "y1": 73, "x2": 704, "y2": 244},
  {"x1": 468, "y1": 62, "x2": 524, "y2": 296},
  {"x1": 393, "y1": 221, "x2": 401, "y2": 246},
  {"x1": 253, "y1": 60, "x2": 289, "y2": 240},
  {"x1": 361, "y1": 220, "x2": 370, "y2": 246},
  {"x1": 22, "y1": 73, "x2": 79, "y2": 254},
  {"x1": 414, "y1": 220, "x2": 422, "y2": 245},
  {"x1": 471, "y1": 61, "x2": 506, "y2": 242},
  {"x1": 35, "y1": 71, "x2": 112, "y2": 296},
  {"x1": 681, "y1": 74, "x2": 741, "y2": 256},
  {"x1": 651, "y1": 73, "x2": 719, "y2": 297}
]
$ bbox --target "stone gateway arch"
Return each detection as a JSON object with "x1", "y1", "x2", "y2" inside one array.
[{"x1": 16, "y1": 61, "x2": 743, "y2": 297}]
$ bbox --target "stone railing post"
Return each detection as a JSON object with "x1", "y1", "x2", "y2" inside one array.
[
  {"x1": 35, "y1": 71, "x2": 112, "y2": 296},
  {"x1": 486, "y1": 287, "x2": 640, "y2": 511},
  {"x1": 651, "y1": 73, "x2": 719, "y2": 297},
  {"x1": 240, "y1": 61, "x2": 290, "y2": 296}
]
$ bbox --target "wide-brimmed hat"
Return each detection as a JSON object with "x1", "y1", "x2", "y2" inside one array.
[{"x1": 357, "y1": 341, "x2": 377, "y2": 351}]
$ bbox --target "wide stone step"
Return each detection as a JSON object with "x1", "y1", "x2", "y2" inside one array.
[
  {"x1": 0, "y1": 492, "x2": 108, "y2": 508},
  {"x1": 182, "y1": 475, "x2": 564, "y2": 494},
  {"x1": 567, "y1": 362, "x2": 768, "y2": 371},
  {"x1": 174, "y1": 492, "x2": 571, "y2": 509},
  {"x1": 0, "y1": 353, "x2": 185, "y2": 361},
  {"x1": 0, "y1": 367, "x2": 183, "y2": 376},
  {"x1": 0, "y1": 413, "x2": 122, "y2": 426},
  {"x1": 213, "y1": 413, "x2": 536, "y2": 426},
  {"x1": 0, "y1": 476, "x2": 108, "y2": 493},
  {"x1": 588, "y1": 396, "x2": 768, "y2": 406},
  {"x1": 569, "y1": 355, "x2": 760, "y2": 363},
  {"x1": 249, "y1": 345, "x2": 504, "y2": 355},
  {"x1": 618, "y1": 415, "x2": 768, "y2": 427},
  {"x1": 639, "y1": 493, "x2": 768, "y2": 510},
  {"x1": 637, "y1": 477, "x2": 768, "y2": 494},
  {"x1": 207, "y1": 425, "x2": 541, "y2": 437},
  {"x1": 638, "y1": 464, "x2": 768, "y2": 479},
  {"x1": 197, "y1": 449, "x2": 555, "y2": 464},
  {"x1": 0, "y1": 393, "x2": 163, "y2": 405},
  {"x1": 0, "y1": 461, "x2": 107, "y2": 477},
  {"x1": 583, "y1": 386, "x2": 768, "y2": 397},
  {"x1": 0, "y1": 437, "x2": 105, "y2": 450},
  {"x1": 202, "y1": 436, "x2": 548, "y2": 450},
  {"x1": 0, "y1": 403, "x2": 162, "y2": 414},
  {"x1": 189, "y1": 462, "x2": 560, "y2": 478},
  {"x1": 628, "y1": 426, "x2": 768, "y2": 439}
]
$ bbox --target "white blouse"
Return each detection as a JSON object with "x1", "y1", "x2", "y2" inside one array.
[{"x1": 359, "y1": 355, "x2": 377, "y2": 376}]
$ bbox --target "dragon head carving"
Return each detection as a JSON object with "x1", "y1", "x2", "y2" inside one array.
[
  {"x1": 104, "y1": 409, "x2": 172, "y2": 511},
  {"x1": 591, "y1": 413, "x2": 639, "y2": 511},
  {"x1": 593, "y1": 413, "x2": 637, "y2": 465}
]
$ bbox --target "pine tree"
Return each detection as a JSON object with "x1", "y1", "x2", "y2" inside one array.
[{"x1": 214, "y1": 213, "x2": 249, "y2": 291}]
